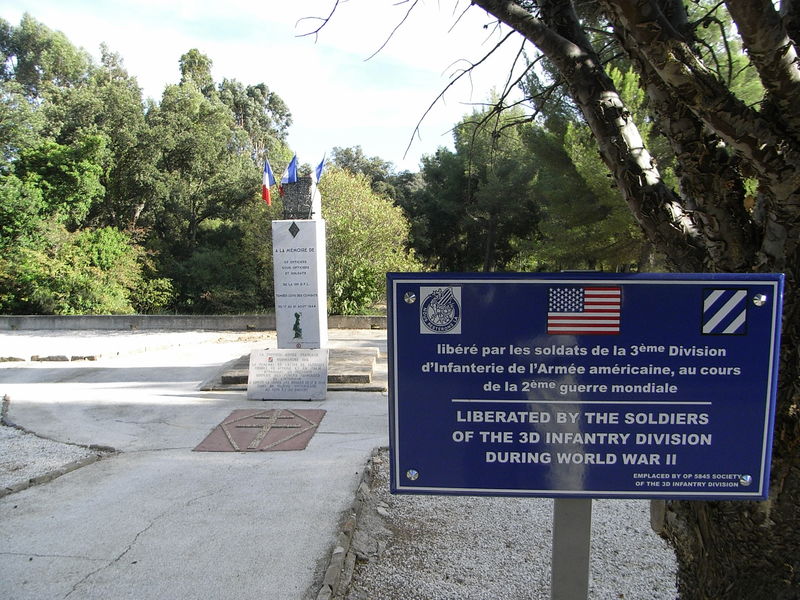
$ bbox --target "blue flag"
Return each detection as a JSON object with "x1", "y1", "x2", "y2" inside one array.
[
  {"x1": 281, "y1": 155, "x2": 298, "y2": 184},
  {"x1": 279, "y1": 155, "x2": 298, "y2": 197},
  {"x1": 312, "y1": 154, "x2": 326, "y2": 184}
]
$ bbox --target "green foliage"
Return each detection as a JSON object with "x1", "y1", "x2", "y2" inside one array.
[
  {"x1": 0, "y1": 14, "x2": 91, "y2": 98},
  {"x1": 0, "y1": 173, "x2": 45, "y2": 249},
  {"x1": 152, "y1": 198, "x2": 279, "y2": 314},
  {"x1": 0, "y1": 222, "x2": 146, "y2": 314},
  {"x1": 0, "y1": 17, "x2": 302, "y2": 316},
  {"x1": 76, "y1": 226, "x2": 134, "y2": 271},
  {"x1": 687, "y1": 1, "x2": 764, "y2": 107},
  {"x1": 508, "y1": 126, "x2": 601, "y2": 270},
  {"x1": 176, "y1": 219, "x2": 259, "y2": 313},
  {"x1": 331, "y1": 145, "x2": 395, "y2": 195},
  {"x1": 320, "y1": 167, "x2": 420, "y2": 314},
  {"x1": 0, "y1": 81, "x2": 46, "y2": 168},
  {"x1": 0, "y1": 11, "x2": 663, "y2": 318},
  {"x1": 457, "y1": 108, "x2": 541, "y2": 271},
  {"x1": 554, "y1": 123, "x2": 647, "y2": 268},
  {"x1": 219, "y1": 79, "x2": 292, "y2": 156},
  {"x1": 0, "y1": 15, "x2": 430, "y2": 318},
  {"x1": 329, "y1": 145, "x2": 423, "y2": 209},
  {"x1": 146, "y1": 81, "x2": 259, "y2": 254},
  {"x1": 402, "y1": 76, "x2": 663, "y2": 272},
  {"x1": 179, "y1": 49, "x2": 214, "y2": 94},
  {"x1": 13, "y1": 135, "x2": 107, "y2": 228},
  {"x1": 407, "y1": 106, "x2": 540, "y2": 272},
  {"x1": 129, "y1": 277, "x2": 174, "y2": 314},
  {"x1": 44, "y1": 45, "x2": 150, "y2": 229},
  {"x1": 233, "y1": 200, "x2": 280, "y2": 311},
  {"x1": 403, "y1": 147, "x2": 469, "y2": 268},
  {"x1": 520, "y1": 67, "x2": 661, "y2": 271}
]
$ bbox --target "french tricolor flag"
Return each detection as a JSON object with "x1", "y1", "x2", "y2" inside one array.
[
  {"x1": 262, "y1": 159, "x2": 276, "y2": 206},
  {"x1": 280, "y1": 154, "x2": 298, "y2": 197},
  {"x1": 311, "y1": 154, "x2": 326, "y2": 184}
]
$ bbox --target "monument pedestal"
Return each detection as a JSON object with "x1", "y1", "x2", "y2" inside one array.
[{"x1": 272, "y1": 219, "x2": 328, "y2": 350}]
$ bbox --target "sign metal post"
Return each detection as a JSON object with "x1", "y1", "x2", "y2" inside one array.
[{"x1": 551, "y1": 498, "x2": 592, "y2": 600}]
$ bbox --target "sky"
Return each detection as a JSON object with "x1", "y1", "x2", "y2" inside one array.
[{"x1": 1, "y1": 0, "x2": 530, "y2": 172}]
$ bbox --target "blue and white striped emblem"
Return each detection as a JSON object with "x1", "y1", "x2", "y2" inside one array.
[{"x1": 702, "y1": 289, "x2": 747, "y2": 335}]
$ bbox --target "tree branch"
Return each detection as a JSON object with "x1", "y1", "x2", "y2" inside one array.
[
  {"x1": 296, "y1": 0, "x2": 343, "y2": 42},
  {"x1": 365, "y1": 0, "x2": 420, "y2": 61},
  {"x1": 403, "y1": 29, "x2": 516, "y2": 159},
  {"x1": 687, "y1": 0, "x2": 727, "y2": 30},
  {"x1": 725, "y1": 0, "x2": 800, "y2": 139},
  {"x1": 603, "y1": 0, "x2": 800, "y2": 208},
  {"x1": 608, "y1": 6, "x2": 758, "y2": 271},
  {"x1": 473, "y1": 0, "x2": 708, "y2": 271}
]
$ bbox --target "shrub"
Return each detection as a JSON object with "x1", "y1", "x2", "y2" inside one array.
[{"x1": 319, "y1": 167, "x2": 420, "y2": 314}]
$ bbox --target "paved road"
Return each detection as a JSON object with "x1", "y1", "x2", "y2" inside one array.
[{"x1": 0, "y1": 330, "x2": 388, "y2": 600}]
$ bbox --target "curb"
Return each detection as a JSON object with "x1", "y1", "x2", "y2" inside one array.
[
  {"x1": 0, "y1": 394, "x2": 117, "y2": 498},
  {"x1": 315, "y1": 447, "x2": 384, "y2": 600},
  {"x1": 0, "y1": 453, "x2": 107, "y2": 499},
  {"x1": 0, "y1": 314, "x2": 386, "y2": 331}
]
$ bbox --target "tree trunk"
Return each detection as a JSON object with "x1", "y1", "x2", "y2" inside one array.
[
  {"x1": 725, "y1": 0, "x2": 800, "y2": 140},
  {"x1": 609, "y1": 20, "x2": 758, "y2": 272},
  {"x1": 659, "y1": 294, "x2": 800, "y2": 598},
  {"x1": 470, "y1": 1, "x2": 800, "y2": 597}
]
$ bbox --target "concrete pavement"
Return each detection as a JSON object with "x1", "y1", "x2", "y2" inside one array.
[{"x1": 0, "y1": 330, "x2": 388, "y2": 600}]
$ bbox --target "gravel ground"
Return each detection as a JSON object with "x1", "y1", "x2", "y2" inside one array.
[
  {"x1": 0, "y1": 422, "x2": 104, "y2": 495},
  {"x1": 341, "y1": 449, "x2": 678, "y2": 600}
]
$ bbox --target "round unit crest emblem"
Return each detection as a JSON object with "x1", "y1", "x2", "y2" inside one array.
[{"x1": 421, "y1": 287, "x2": 461, "y2": 333}]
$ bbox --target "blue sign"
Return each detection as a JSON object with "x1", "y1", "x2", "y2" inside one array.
[{"x1": 388, "y1": 273, "x2": 784, "y2": 500}]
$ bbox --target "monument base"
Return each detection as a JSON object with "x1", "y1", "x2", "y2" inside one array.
[{"x1": 247, "y1": 348, "x2": 328, "y2": 400}]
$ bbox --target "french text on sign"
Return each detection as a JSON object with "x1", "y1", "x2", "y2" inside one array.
[{"x1": 389, "y1": 272, "x2": 782, "y2": 500}]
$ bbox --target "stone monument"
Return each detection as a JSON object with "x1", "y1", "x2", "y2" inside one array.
[
  {"x1": 248, "y1": 175, "x2": 329, "y2": 400},
  {"x1": 272, "y1": 177, "x2": 327, "y2": 349}
]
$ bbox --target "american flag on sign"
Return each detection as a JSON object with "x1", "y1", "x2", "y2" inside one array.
[{"x1": 547, "y1": 287, "x2": 621, "y2": 335}]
